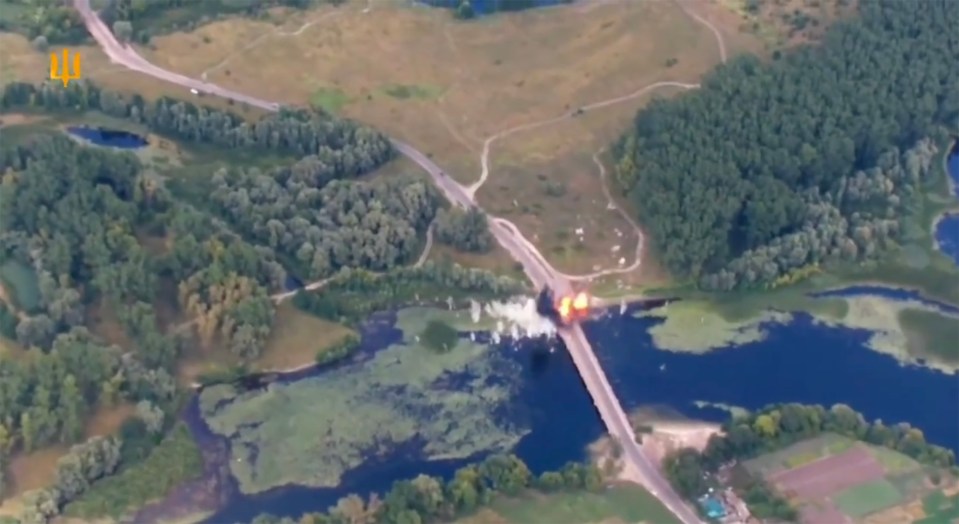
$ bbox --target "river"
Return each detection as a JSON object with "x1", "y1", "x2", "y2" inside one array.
[{"x1": 173, "y1": 149, "x2": 959, "y2": 522}]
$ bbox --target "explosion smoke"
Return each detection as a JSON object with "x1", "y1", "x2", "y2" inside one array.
[{"x1": 467, "y1": 297, "x2": 558, "y2": 345}]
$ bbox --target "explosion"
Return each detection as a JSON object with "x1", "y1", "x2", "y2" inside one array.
[{"x1": 557, "y1": 291, "x2": 591, "y2": 324}]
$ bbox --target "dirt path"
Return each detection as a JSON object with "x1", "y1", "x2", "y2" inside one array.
[
  {"x1": 465, "y1": 0, "x2": 729, "y2": 281},
  {"x1": 200, "y1": 11, "x2": 343, "y2": 81},
  {"x1": 415, "y1": 223, "x2": 435, "y2": 268}
]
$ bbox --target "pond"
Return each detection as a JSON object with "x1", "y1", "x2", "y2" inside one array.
[{"x1": 66, "y1": 126, "x2": 148, "y2": 149}]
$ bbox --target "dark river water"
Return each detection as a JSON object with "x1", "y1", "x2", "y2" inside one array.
[{"x1": 188, "y1": 150, "x2": 959, "y2": 522}]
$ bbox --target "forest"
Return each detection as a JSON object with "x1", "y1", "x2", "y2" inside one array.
[
  {"x1": 251, "y1": 453, "x2": 605, "y2": 524},
  {"x1": 292, "y1": 263, "x2": 524, "y2": 325},
  {"x1": 0, "y1": 0, "x2": 88, "y2": 45},
  {"x1": 0, "y1": 79, "x2": 510, "y2": 522},
  {"x1": 0, "y1": 0, "x2": 321, "y2": 46},
  {"x1": 613, "y1": 0, "x2": 959, "y2": 289},
  {"x1": 99, "y1": 0, "x2": 332, "y2": 44},
  {"x1": 208, "y1": 163, "x2": 438, "y2": 280},
  {"x1": 663, "y1": 403, "x2": 956, "y2": 519}
]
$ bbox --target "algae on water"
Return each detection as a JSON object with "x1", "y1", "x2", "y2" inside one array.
[
  {"x1": 199, "y1": 308, "x2": 527, "y2": 494},
  {"x1": 813, "y1": 295, "x2": 959, "y2": 373},
  {"x1": 636, "y1": 301, "x2": 791, "y2": 353}
]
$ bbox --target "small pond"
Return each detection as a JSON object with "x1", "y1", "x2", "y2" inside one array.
[
  {"x1": 66, "y1": 126, "x2": 148, "y2": 149},
  {"x1": 418, "y1": 0, "x2": 571, "y2": 16}
]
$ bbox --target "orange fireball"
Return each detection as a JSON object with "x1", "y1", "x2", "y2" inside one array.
[
  {"x1": 572, "y1": 291, "x2": 589, "y2": 311},
  {"x1": 558, "y1": 296, "x2": 573, "y2": 320}
]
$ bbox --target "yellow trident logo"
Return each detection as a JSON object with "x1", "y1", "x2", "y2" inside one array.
[{"x1": 50, "y1": 49, "x2": 81, "y2": 87}]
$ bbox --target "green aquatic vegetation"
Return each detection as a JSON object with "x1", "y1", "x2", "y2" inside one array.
[
  {"x1": 199, "y1": 312, "x2": 526, "y2": 494},
  {"x1": 899, "y1": 308, "x2": 959, "y2": 363},
  {"x1": 395, "y1": 306, "x2": 502, "y2": 336},
  {"x1": 814, "y1": 295, "x2": 959, "y2": 373},
  {"x1": 636, "y1": 300, "x2": 792, "y2": 353},
  {"x1": 421, "y1": 320, "x2": 459, "y2": 352}
]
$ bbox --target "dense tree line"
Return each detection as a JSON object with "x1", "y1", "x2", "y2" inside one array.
[
  {"x1": 0, "y1": 0, "x2": 88, "y2": 45},
  {"x1": 664, "y1": 403, "x2": 955, "y2": 519},
  {"x1": 434, "y1": 207, "x2": 493, "y2": 253},
  {"x1": 702, "y1": 140, "x2": 939, "y2": 290},
  {"x1": 209, "y1": 164, "x2": 439, "y2": 280},
  {"x1": 1, "y1": 81, "x2": 394, "y2": 164},
  {"x1": 613, "y1": 0, "x2": 958, "y2": 289},
  {"x1": 99, "y1": 0, "x2": 338, "y2": 43},
  {"x1": 252, "y1": 453, "x2": 603, "y2": 524},
  {"x1": 18, "y1": 436, "x2": 122, "y2": 524},
  {"x1": 293, "y1": 261, "x2": 526, "y2": 325}
]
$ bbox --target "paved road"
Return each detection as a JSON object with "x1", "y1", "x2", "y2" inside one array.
[{"x1": 72, "y1": 1, "x2": 703, "y2": 521}]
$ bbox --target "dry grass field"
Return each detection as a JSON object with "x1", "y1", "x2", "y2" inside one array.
[
  {"x1": 717, "y1": 0, "x2": 856, "y2": 48},
  {"x1": 175, "y1": 302, "x2": 357, "y2": 385}
]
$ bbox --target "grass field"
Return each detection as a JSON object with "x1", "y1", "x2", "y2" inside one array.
[
  {"x1": 834, "y1": 479, "x2": 903, "y2": 518},
  {"x1": 871, "y1": 445, "x2": 923, "y2": 475},
  {"x1": 715, "y1": 0, "x2": 856, "y2": 49},
  {"x1": 176, "y1": 302, "x2": 358, "y2": 384},
  {"x1": 917, "y1": 491, "x2": 959, "y2": 524},
  {"x1": 457, "y1": 484, "x2": 680, "y2": 524}
]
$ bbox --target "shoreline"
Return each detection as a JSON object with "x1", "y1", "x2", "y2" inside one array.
[{"x1": 929, "y1": 141, "x2": 959, "y2": 245}]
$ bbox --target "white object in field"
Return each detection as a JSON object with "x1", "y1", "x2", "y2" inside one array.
[
  {"x1": 618, "y1": 257, "x2": 625, "y2": 265},
  {"x1": 575, "y1": 227, "x2": 584, "y2": 236},
  {"x1": 190, "y1": 88, "x2": 199, "y2": 95},
  {"x1": 611, "y1": 245, "x2": 621, "y2": 253}
]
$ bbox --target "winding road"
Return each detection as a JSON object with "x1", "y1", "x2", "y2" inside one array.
[{"x1": 71, "y1": 1, "x2": 728, "y2": 522}]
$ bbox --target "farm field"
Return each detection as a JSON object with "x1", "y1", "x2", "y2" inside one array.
[
  {"x1": 742, "y1": 433, "x2": 958, "y2": 523},
  {"x1": 455, "y1": 484, "x2": 680, "y2": 524}
]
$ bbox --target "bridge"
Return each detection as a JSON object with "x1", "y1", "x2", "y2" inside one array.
[{"x1": 71, "y1": 1, "x2": 704, "y2": 521}]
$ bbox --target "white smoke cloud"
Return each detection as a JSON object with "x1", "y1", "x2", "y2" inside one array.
[{"x1": 465, "y1": 297, "x2": 557, "y2": 345}]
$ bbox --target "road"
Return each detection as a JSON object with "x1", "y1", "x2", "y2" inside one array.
[{"x1": 72, "y1": 1, "x2": 705, "y2": 521}]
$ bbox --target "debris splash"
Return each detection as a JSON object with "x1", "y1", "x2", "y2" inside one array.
[{"x1": 468, "y1": 297, "x2": 557, "y2": 345}]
